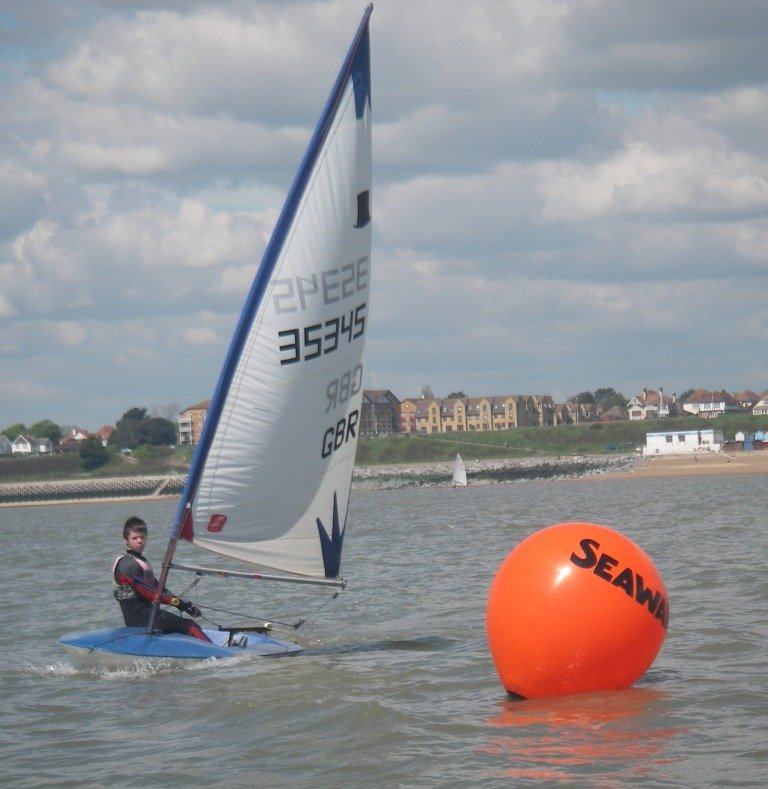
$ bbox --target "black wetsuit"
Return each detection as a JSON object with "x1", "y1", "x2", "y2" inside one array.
[{"x1": 113, "y1": 550, "x2": 194, "y2": 635}]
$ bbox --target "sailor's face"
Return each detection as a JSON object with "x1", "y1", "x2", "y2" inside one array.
[{"x1": 125, "y1": 530, "x2": 147, "y2": 553}]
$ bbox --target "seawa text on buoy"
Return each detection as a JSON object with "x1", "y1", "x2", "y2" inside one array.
[{"x1": 486, "y1": 522, "x2": 668, "y2": 699}]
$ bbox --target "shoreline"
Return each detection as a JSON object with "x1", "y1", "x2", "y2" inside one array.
[
  {"x1": 590, "y1": 449, "x2": 768, "y2": 480},
  {"x1": 2, "y1": 450, "x2": 767, "y2": 507}
]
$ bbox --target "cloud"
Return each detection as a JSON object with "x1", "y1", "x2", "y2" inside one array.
[
  {"x1": 1, "y1": 0, "x2": 767, "y2": 431},
  {"x1": 46, "y1": 5, "x2": 352, "y2": 121}
]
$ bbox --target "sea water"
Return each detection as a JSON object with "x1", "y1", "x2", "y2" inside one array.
[{"x1": 1, "y1": 473, "x2": 766, "y2": 786}]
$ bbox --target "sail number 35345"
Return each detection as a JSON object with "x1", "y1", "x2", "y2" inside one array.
[{"x1": 279, "y1": 303, "x2": 366, "y2": 365}]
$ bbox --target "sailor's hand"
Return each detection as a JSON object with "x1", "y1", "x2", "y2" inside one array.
[{"x1": 178, "y1": 600, "x2": 201, "y2": 618}]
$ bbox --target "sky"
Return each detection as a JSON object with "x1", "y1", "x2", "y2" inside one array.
[{"x1": 1, "y1": 0, "x2": 767, "y2": 431}]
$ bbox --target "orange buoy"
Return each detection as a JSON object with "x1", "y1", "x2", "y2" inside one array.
[{"x1": 486, "y1": 522, "x2": 668, "y2": 698}]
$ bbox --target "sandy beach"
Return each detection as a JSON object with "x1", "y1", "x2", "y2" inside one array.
[
  {"x1": 352, "y1": 449, "x2": 768, "y2": 491},
  {"x1": 594, "y1": 450, "x2": 768, "y2": 480}
]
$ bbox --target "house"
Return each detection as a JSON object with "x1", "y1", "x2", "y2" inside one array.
[
  {"x1": 734, "y1": 390, "x2": 759, "y2": 411},
  {"x1": 11, "y1": 434, "x2": 53, "y2": 455},
  {"x1": 681, "y1": 389, "x2": 740, "y2": 418},
  {"x1": 414, "y1": 397, "x2": 442, "y2": 435},
  {"x1": 178, "y1": 400, "x2": 211, "y2": 445},
  {"x1": 490, "y1": 396, "x2": 521, "y2": 430},
  {"x1": 752, "y1": 391, "x2": 768, "y2": 417},
  {"x1": 561, "y1": 400, "x2": 599, "y2": 425},
  {"x1": 515, "y1": 395, "x2": 542, "y2": 427},
  {"x1": 530, "y1": 395, "x2": 557, "y2": 427},
  {"x1": 0, "y1": 434, "x2": 12, "y2": 455},
  {"x1": 62, "y1": 427, "x2": 90, "y2": 441},
  {"x1": 95, "y1": 425, "x2": 114, "y2": 446},
  {"x1": 643, "y1": 429, "x2": 724, "y2": 455},
  {"x1": 439, "y1": 397, "x2": 467, "y2": 433},
  {"x1": 627, "y1": 388, "x2": 678, "y2": 420},
  {"x1": 360, "y1": 390, "x2": 401, "y2": 436},
  {"x1": 399, "y1": 398, "x2": 419, "y2": 434}
]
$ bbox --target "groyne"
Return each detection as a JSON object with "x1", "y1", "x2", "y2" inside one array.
[{"x1": 0, "y1": 474, "x2": 186, "y2": 506}]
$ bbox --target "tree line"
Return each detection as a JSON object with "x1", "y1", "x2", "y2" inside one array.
[{"x1": 2, "y1": 407, "x2": 177, "y2": 471}]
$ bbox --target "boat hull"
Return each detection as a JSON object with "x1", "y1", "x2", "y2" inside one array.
[{"x1": 60, "y1": 626, "x2": 303, "y2": 665}]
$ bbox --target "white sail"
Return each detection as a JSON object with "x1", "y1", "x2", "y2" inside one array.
[
  {"x1": 452, "y1": 454, "x2": 467, "y2": 487},
  {"x1": 171, "y1": 7, "x2": 373, "y2": 580}
]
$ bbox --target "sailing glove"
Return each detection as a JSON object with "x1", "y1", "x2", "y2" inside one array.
[{"x1": 178, "y1": 600, "x2": 201, "y2": 618}]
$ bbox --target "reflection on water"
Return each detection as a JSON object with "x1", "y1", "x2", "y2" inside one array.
[{"x1": 482, "y1": 688, "x2": 688, "y2": 782}]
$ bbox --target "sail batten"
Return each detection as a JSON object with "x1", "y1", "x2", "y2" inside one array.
[{"x1": 167, "y1": 5, "x2": 373, "y2": 581}]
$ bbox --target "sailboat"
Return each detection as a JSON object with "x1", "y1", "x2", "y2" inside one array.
[
  {"x1": 452, "y1": 453, "x2": 467, "y2": 488},
  {"x1": 61, "y1": 5, "x2": 373, "y2": 663}
]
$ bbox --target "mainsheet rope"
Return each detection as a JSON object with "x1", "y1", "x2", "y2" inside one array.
[{"x1": 174, "y1": 574, "x2": 344, "y2": 632}]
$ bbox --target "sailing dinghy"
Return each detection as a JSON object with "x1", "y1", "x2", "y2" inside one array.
[
  {"x1": 61, "y1": 5, "x2": 373, "y2": 663},
  {"x1": 452, "y1": 454, "x2": 467, "y2": 488}
]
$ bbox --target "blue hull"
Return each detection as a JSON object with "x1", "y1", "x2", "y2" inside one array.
[{"x1": 60, "y1": 626, "x2": 303, "y2": 663}]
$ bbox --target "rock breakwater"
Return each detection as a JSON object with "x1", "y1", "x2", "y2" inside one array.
[
  {"x1": 352, "y1": 455, "x2": 638, "y2": 491},
  {"x1": 0, "y1": 455, "x2": 638, "y2": 506}
]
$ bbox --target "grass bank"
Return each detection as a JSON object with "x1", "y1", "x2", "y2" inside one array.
[
  {"x1": 356, "y1": 413, "x2": 764, "y2": 465},
  {"x1": 0, "y1": 445, "x2": 193, "y2": 484}
]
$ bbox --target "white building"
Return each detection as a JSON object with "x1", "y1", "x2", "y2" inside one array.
[
  {"x1": 753, "y1": 395, "x2": 768, "y2": 416},
  {"x1": 11, "y1": 435, "x2": 54, "y2": 455},
  {"x1": 643, "y1": 429, "x2": 724, "y2": 455}
]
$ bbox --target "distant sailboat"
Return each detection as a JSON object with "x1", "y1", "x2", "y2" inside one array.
[
  {"x1": 452, "y1": 453, "x2": 467, "y2": 488},
  {"x1": 61, "y1": 5, "x2": 374, "y2": 663}
]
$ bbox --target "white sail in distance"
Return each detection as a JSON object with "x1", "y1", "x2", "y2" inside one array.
[{"x1": 452, "y1": 454, "x2": 467, "y2": 487}]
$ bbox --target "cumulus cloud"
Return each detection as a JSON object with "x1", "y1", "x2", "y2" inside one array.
[{"x1": 1, "y1": 0, "x2": 767, "y2": 430}]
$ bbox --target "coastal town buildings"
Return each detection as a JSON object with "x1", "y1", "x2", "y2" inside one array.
[
  {"x1": 398, "y1": 394, "x2": 561, "y2": 435},
  {"x1": 174, "y1": 386, "x2": 768, "y2": 445},
  {"x1": 4, "y1": 385, "x2": 768, "y2": 460},
  {"x1": 176, "y1": 391, "x2": 575, "y2": 444}
]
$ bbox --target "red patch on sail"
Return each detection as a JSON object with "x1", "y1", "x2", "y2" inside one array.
[{"x1": 207, "y1": 514, "x2": 227, "y2": 533}]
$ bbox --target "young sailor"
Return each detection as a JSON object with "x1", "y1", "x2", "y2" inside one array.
[{"x1": 114, "y1": 516, "x2": 210, "y2": 641}]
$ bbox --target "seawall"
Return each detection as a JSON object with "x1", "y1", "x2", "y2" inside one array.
[
  {"x1": 0, "y1": 474, "x2": 186, "y2": 507},
  {"x1": 0, "y1": 455, "x2": 637, "y2": 506}
]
